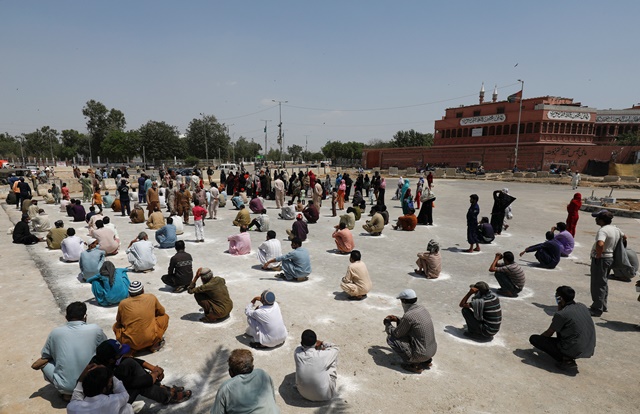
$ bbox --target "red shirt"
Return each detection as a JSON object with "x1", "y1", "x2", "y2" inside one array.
[{"x1": 192, "y1": 205, "x2": 207, "y2": 221}]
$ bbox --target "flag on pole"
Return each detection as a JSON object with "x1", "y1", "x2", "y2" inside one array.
[
  {"x1": 264, "y1": 126, "x2": 267, "y2": 133},
  {"x1": 507, "y1": 90, "x2": 522, "y2": 103}
]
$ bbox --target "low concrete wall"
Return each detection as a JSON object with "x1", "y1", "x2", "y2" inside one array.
[
  {"x1": 525, "y1": 173, "x2": 537, "y2": 178},
  {"x1": 620, "y1": 176, "x2": 638, "y2": 182},
  {"x1": 513, "y1": 172, "x2": 524, "y2": 178},
  {"x1": 536, "y1": 171, "x2": 550, "y2": 178},
  {"x1": 388, "y1": 167, "x2": 399, "y2": 176},
  {"x1": 445, "y1": 168, "x2": 457, "y2": 176},
  {"x1": 603, "y1": 175, "x2": 620, "y2": 182}
]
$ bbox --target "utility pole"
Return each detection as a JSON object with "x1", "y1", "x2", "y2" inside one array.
[
  {"x1": 200, "y1": 113, "x2": 209, "y2": 166},
  {"x1": 226, "y1": 124, "x2": 234, "y2": 163},
  {"x1": 304, "y1": 135, "x2": 309, "y2": 154},
  {"x1": 272, "y1": 100, "x2": 288, "y2": 163},
  {"x1": 514, "y1": 79, "x2": 524, "y2": 169},
  {"x1": 261, "y1": 119, "x2": 272, "y2": 158}
]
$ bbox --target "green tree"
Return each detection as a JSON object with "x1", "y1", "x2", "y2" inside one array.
[
  {"x1": 101, "y1": 130, "x2": 141, "y2": 162},
  {"x1": 234, "y1": 137, "x2": 262, "y2": 160},
  {"x1": 287, "y1": 144, "x2": 304, "y2": 161},
  {"x1": 391, "y1": 129, "x2": 433, "y2": 147},
  {"x1": 365, "y1": 138, "x2": 391, "y2": 148},
  {"x1": 321, "y1": 140, "x2": 364, "y2": 160},
  {"x1": 0, "y1": 133, "x2": 21, "y2": 159},
  {"x1": 266, "y1": 148, "x2": 283, "y2": 162},
  {"x1": 82, "y1": 100, "x2": 127, "y2": 160},
  {"x1": 59, "y1": 129, "x2": 89, "y2": 160},
  {"x1": 24, "y1": 126, "x2": 59, "y2": 160},
  {"x1": 138, "y1": 121, "x2": 185, "y2": 160},
  {"x1": 616, "y1": 131, "x2": 640, "y2": 145},
  {"x1": 301, "y1": 151, "x2": 324, "y2": 162},
  {"x1": 185, "y1": 115, "x2": 229, "y2": 161}
]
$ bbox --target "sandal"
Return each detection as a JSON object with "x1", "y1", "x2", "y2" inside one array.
[
  {"x1": 169, "y1": 389, "x2": 192, "y2": 404},
  {"x1": 401, "y1": 363, "x2": 424, "y2": 374}
]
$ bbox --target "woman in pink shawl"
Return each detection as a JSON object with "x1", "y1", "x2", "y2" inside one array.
[{"x1": 566, "y1": 193, "x2": 582, "y2": 237}]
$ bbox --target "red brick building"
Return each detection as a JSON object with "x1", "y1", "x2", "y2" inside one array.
[{"x1": 363, "y1": 88, "x2": 640, "y2": 172}]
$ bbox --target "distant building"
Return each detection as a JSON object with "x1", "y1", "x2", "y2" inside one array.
[{"x1": 363, "y1": 86, "x2": 640, "y2": 172}]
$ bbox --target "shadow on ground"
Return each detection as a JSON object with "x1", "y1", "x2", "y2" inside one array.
[
  {"x1": 531, "y1": 302, "x2": 556, "y2": 316},
  {"x1": 512, "y1": 348, "x2": 577, "y2": 377},
  {"x1": 28, "y1": 384, "x2": 68, "y2": 410},
  {"x1": 596, "y1": 320, "x2": 640, "y2": 332}
]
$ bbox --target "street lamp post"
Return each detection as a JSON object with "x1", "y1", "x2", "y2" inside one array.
[
  {"x1": 514, "y1": 79, "x2": 524, "y2": 170},
  {"x1": 225, "y1": 124, "x2": 234, "y2": 163},
  {"x1": 272, "y1": 99, "x2": 288, "y2": 163},
  {"x1": 200, "y1": 113, "x2": 209, "y2": 166},
  {"x1": 261, "y1": 119, "x2": 272, "y2": 158}
]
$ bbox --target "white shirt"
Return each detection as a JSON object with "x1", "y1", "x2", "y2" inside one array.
[
  {"x1": 61, "y1": 236, "x2": 86, "y2": 262},
  {"x1": 67, "y1": 376, "x2": 133, "y2": 414},
  {"x1": 172, "y1": 215, "x2": 184, "y2": 235},
  {"x1": 104, "y1": 223, "x2": 120, "y2": 240},
  {"x1": 245, "y1": 302, "x2": 287, "y2": 347},
  {"x1": 592, "y1": 224, "x2": 623, "y2": 258},
  {"x1": 295, "y1": 342, "x2": 339, "y2": 402},
  {"x1": 126, "y1": 240, "x2": 157, "y2": 271},
  {"x1": 257, "y1": 238, "x2": 282, "y2": 268},
  {"x1": 256, "y1": 214, "x2": 270, "y2": 232},
  {"x1": 280, "y1": 205, "x2": 296, "y2": 220}
]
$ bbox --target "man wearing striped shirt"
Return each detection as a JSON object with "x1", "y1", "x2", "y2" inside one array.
[
  {"x1": 490, "y1": 251, "x2": 525, "y2": 297},
  {"x1": 459, "y1": 281, "x2": 502, "y2": 341}
]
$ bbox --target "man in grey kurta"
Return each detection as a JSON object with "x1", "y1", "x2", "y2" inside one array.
[
  {"x1": 383, "y1": 289, "x2": 437, "y2": 373},
  {"x1": 294, "y1": 329, "x2": 339, "y2": 402}
]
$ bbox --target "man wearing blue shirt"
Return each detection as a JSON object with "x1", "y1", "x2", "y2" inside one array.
[{"x1": 264, "y1": 238, "x2": 311, "y2": 282}]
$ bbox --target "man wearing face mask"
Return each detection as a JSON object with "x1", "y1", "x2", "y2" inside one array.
[
  {"x1": 383, "y1": 289, "x2": 437, "y2": 373},
  {"x1": 529, "y1": 286, "x2": 596, "y2": 372}
]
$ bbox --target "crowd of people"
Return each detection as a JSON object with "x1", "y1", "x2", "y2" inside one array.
[{"x1": 9, "y1": 164, "x2": 638, "y2": 412}]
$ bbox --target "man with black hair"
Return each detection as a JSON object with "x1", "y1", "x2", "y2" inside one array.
[
  {"x1": 294, "y1": 329, "x2": 339, "y2": 401},
  {"x1": 67, "y1": 364, "x2": 133, "y2": 413},
  {"x1": 520, "y1": 231, "x2": 562, "y2": 269},
  {"x1": 303, "y1": 200, "x2": 319, "y2": 223},
  {"x1": 161, "y1": 240, "x2": 193, "y2": 292},
  {"x1": 90, "y1": 220, "x2": 119, "y2": 256},
  {"x1": 340, "y1": 250, "x2": 371, "y2": 300},
  {"x1": 258, "y1": 230, "x2": 282, "y2": 270},
  {"x1": 71, "y1": 199, "x2": 87, "y2": 222},
  {"x1": 79, "y1": 240, "x2": 105, "y2": 280},
  {"x1": 589, "y1": 210, "x2": 626, "y2": 316},
  {"x1": 459, "y1": 281, "x2": 502, "y2": 341},
  {"x1": 46, "y1": 220, "x2": 67, "y2": 249},
  {"x1": 264, "y1": 237, "x2": 312, "y2": 282},
  {"x1": 155, "y1": 216, "x2": 177, "y2": 249},
  {"x1": 384, "y1": 289, "x2": 437, "y2": 373},
  {"x1": 490, "y1": 251, "x2": 526, "y2": 297},
  {"x1": 248, "y1": 208, "x2": 270, "y2": 232},
  {"x1": 529, "y1": 286, "x2": 596, "y2": 372},
  {"x1": 31, "y1": 302, "x2": 107, "y2": 400},
  {"x1": 12, "y1": 214, "x2": 43, "y2": 244},
  {"x1": 210, "y1": 349, "x2": 278, "y2": 413},
  {"x1": 552, "y1": 222, "x2": 575, "y2": 257}
]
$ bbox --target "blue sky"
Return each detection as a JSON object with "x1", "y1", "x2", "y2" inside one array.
[{"x1": 1, "y1": 1, "x2": 639, "y2": 152}]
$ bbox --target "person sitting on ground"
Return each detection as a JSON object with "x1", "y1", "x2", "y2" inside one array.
[
  {"x1": 31, "y1": 302, "x2": 107, "y2": 400},
  {"x1": 161, "y1": 240, "x2": 193, "y2": 293},
  {"x1": 113, "y1": 281, "x2": 169, "y2": 355},
  {"x1": 170, "y1": 214, "x2": 184, "y2": 235},
  {"x1": 13, "y1": 214, "x2": 43, "y2": 244},
  {"x1": 79, "y1": 240, "x2": 106, "y2": 281},
  {"x1": 129, "y1": 203, "x2": 145, "y2": 224},
  {"x1": 520, "y1": 231, "x2": 562, "y2": 269},
  {"x1": 490, "y1": 251, "x2": 526, "y2": 297},
  {"x1": 295, "y1": 199, "x2": 306, "y2": 212},
  {"x1": 210, "y1": 349, "x2": 279, "y2": 413},
  {"x1": 86, "y1": 206, "x2": 98, "y2": 224},
  {"x1": 188, "y1": 267, "x2": 233, "y2": 323},
  {"x1": 363, "y1": 209, "x2": 385, "y2": 236},
  {"x1": 610, "y1": 238, "x2": 639, "y2": 282},
  {"x1": 146, "y1": 206, "x2": 165, "y2": 230},
  {"x1": 303, "y1": 200, "x2": 319, "y2": 224},
  {"x1": 245, "y1": 290, "x2": 288, "y2": 349},
  {"x1": 71, "y1": 199, "x2": 87, "y2": 222},
  {"x1": 228, "y1": 225, "x2": 252, "y2": 256},
  {"x1": 351, "y1": 204, "x2": 362, "y2": 221},
  {"x1": 28, "y1": 199, "x2": 40, "y2": 220},
  {"x1": 43, "y1": 189, "x2": 55, "y2": 204},
  {"x1": 552, "y1": 222, "x2": 575, "y2": 257},
  {"x1": 87, "y1": 261, "x2": 131, "y2": 307},
  {"x1": 46, "y1": 220, "x2": 67, "y2": 249},
  {"x1": 338, "y1": 207, "x2": 356, "y2": 230},
  {"x1": 231, "y1": 191, "x2": 244, "y2": 210},
  {"x1": 91, "y1": 339, "x2": 191, "y2": 407},
  {"x1": 102, "y1": 216, "x2": 120, "y2": 242},
  {"x1": 529, "y1": 285, "x2": 596, "y2": 372},
  {"x1": 294, "y1": 329, "x2": 339, "y2": 402},
  {"x1": 384, "y1": 289, "x2": 438, "y2": 374},
  {"x1": 477, "y1": 216, "x2": 495, "y2": 244},
  {"x1": 340, "y1": 250, "x2": 372, "y2": 300},
  {"x1": 126, "y1": 232, "x2": 157, "y2": 272},
  {"x1": 60, "y1": 198, "x2": 71, "y2": 214},
  {"x1": 287, "y1": 213, "x2": 309, "y2": 241},
  {"x1": 155, "y1": 216, "x2": 177, "y2": 249},
  {"x1": 90, "y1": 220, "x2": 120, "y2": 255},
  {"x1": 232, "y1": 204, "x2": 251, "y2": 227},
  {"x1": 249, "y1": 193, "x2": 264, "y2": 214},
  {"x1": 87, "y1": 209, "x2": 104, "y2": 233},
  {"x1": 332, "y1": 222, "x2": 354, "y2": 254},
  {"x1": 258, "y1": 230, "x2": 282, "y2": 271},
  {"x1": 31, "y1": 209, "x2": 51, "y2": 232},
  {"x1": 279, "y1": 200, "x2": 296, "y2": 220},
  {"x1": 415, "y1": 239, "x2": 442, "y2": 279},
  {"x1": 248, "y1": 209, "x2": 270, "y2": 232},
  {"x1": 264, "y1": 237, "x2": 312, "y2": 282},
  {"x1": 102, "y1": 191, "x2": 114, "y2": 209},
  {"x1": 459, "y1": 281, "x2": 502, "y2": 341},
  {"x1": 393, "y1": 208, "x2": 418, "y2": 231},
  {"x1": 66, "y1": 363, "x2": 133, "y2": 413}
]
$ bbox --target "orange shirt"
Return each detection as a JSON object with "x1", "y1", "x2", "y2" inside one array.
[{"x1": 93, "y1": 193, "x2": 103, "y2": 204}]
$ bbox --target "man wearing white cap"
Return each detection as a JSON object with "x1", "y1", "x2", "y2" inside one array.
[
  {"x1": 245, "y1": 290, "x2": 287, "y2": 349},
  {"x1": 383, "y1": 289, "x2": 437, "y2": 373}
]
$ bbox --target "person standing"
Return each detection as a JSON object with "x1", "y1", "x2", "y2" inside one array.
[
  {"x1": 274, "y1": 176, "x2": 285, "y2": 209},
  {"x1": 465, "y1": 194, "x2": 481, "y2": 253},
  {"x1": 490, "y1": 189, "x2": 515, "y2": 235},
  {"x1": 383, "y1": 289, "x2": 437, "y2": 373},
  {"x1": 589, "y1": 210, "x2": 625, "y2": 317},
  {"x1": 417, "y1": 186, "x2": 435, "y2": 226},
  {"x1": 118, "y1": 179, "x2": 131, "y2": 217},
  {"x1": 571, "y1": 172, "x2": 581, "y2": 190},
  {"x1": 192, "y1": 199, "x2": 207, "y2": 243},
  {"x1": 566, "y1": 193, "x2": 582, "y2": 237},
  {"x1": 208, "y1": 182, "x2": 219, "y2": 219},
  {"x1": 146, "y1": 182, "x2": 160, "y2": 219},
  {"x1": 529, "y1": 286, "x2": 596, "y2": 372},
  {"x1": 294, "y1": 329, "x2": 339, "y2": 402}
]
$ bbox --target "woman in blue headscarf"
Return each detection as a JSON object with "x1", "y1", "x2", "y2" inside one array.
[{"x1": 399, "y1": 179, "x2": 410, "y2": 207}]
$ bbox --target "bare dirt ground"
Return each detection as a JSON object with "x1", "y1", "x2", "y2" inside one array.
[{"x1": 1, "y1": 178, "x2": 639, "y2": 414}]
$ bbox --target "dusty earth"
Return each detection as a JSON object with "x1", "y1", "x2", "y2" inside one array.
[{"x1": 1, "y1": 177, "x2": 639, "y2": 414}]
